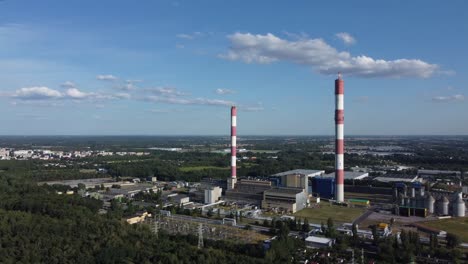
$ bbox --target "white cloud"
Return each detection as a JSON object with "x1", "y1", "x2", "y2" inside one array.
[
  {"x1": 60, "y1": 81, "x2": 76, "y2": 89},
  {"x1": 220, "y1": 32, "x2": 439, "y2": 78},
  {"x1": 13, "y1": 86, "x2": 63, "y2": 100},
  {"x1": 176, "y1": 43, "x2": 185, "y2": 49},
  {"x1": 176, "y1": 32, "x2": 203, "y2": 40},
  {"x1": 432, "y1": 94, "x2": 465, "y2": 102},
  {"x1": 65, "y1": 88, "x2": 90, "y2": 99},
  {"x1": 335, "y1": 32, "x2": 356, "y2": 45},
  {"x1": 114, "y1": 93, "x2": 131, "y2": 99},
  {"x1": 96, "y1": 74, "x2": 118, "y2": 81},
  {"x1": 146, "y1": 87, "x2": 188, "y2": 96},
  {"x1": 215, "y1": 88, "x2": 236, "y2": 95}
]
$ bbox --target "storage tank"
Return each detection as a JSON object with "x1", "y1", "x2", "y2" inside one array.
[
  {"x1": 436, "y1": 196, "x2": 449, "y2": 215},
  {"x1": 411, "y1": 187, "x2": 416, "y2": 198},
  {"x1": 425, "y1": 194, "x2": 435, "y2": 214},
  {"x1": 399, "y1": 193, "x2": 405, "y2": 206},
  {"x1": 453, "y1": 192, "x2": 466, "y2": 217},
  {"x1": 405, "y1": 197, "x2": 411, "y2": 207},
  {"x1": 420, "y1": 186, "x2": 425, "y2": 197}
]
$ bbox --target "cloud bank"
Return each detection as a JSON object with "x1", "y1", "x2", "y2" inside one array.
[{"x1": 220, "y1": 32, "x2": 438, "y2": 78}]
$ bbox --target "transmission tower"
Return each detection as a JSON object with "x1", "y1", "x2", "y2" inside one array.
[{"x1": 198, "y1": 223, "x2": 204, "y2": 249}]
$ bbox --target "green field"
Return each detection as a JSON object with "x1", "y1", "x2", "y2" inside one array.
[
  {"x1": 294, "y1": 203, "x2": 366, "y2": 224},
  {"x1": 419, "y1": 218, "x2": 468, "y2": 242},
  {"x1": 179, "y1": 166, "x2": 228, "y2": 172}
]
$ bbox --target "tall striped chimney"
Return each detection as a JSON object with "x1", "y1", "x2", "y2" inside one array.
[
  {"x1": 228, "y1": 106, "x2": 237, "y2": 190},
  {"x1": 335, "y1": 73, "x2": 345, "y2": 202}
]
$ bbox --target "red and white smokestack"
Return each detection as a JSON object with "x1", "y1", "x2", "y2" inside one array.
[
  {"x1": 335, "y1": 73, "x2": 344, "y2": 202},
  {"x1": 228, "y1": 106, "x2": 237, "y2": 190}
]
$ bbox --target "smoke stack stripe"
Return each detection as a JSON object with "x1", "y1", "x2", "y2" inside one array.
[
  {"x1": 231, "y1": 106, "x2": 237, "y2": 179},
  {"x1": 335, "y1": 74, "x2": 344, "y2": 203}
]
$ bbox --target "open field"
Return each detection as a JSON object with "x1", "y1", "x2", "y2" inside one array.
[
  {"x1": 294, "y1": 203, "x2": 366, "y2": 224},
  {"x1": 179, "y1": 166, "x2": 228, "y2": 172},
  {"x1": 418, "y1": 218, "x2": 468, "y2": 242}
]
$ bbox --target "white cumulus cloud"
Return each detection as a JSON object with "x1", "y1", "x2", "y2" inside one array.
[
  {"x1": 13, "y1": 87, "x2": 63, "y2": 100},
  {"x1": 65, "y1": 88, "x2": 90, "y2": 99},
  {"x1": 220, "y1": 32, "x2": 438, "y2": 78},
  {"x1": 335, "y1": 32, "x2": 356, "y2": 45}
]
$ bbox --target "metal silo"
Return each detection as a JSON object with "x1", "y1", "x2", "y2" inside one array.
[
  {"x1": 425, "y1": 194, "x2": 435, "y2": 214},
  {"x1": 453, "y1": 193, "x2": 466, "y2": 217}
]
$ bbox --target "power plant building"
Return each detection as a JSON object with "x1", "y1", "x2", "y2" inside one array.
[
  {"x1": 271, "y1": 169, "x2": 325, "y2": 194},
  {"x1": 204, "y1": 186, "x2": 222, "y2": 204},
  {"x1": 262, "y1": 187, "x2": 308, "y2": 213}
]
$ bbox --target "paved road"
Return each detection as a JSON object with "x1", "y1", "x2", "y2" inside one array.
[{"x1": 353, "y1": 210, "x2": 373, "y2": 226}]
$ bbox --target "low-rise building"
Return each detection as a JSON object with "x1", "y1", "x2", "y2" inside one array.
[
  {"x1": 204, "y1": 186, "x2": 222, "y2": 204},
  {"x1": 373, "y1": 174, "x2": 419, "y2": 183},
  {"x1": 262, "y1": 187, "x2": 308, "y2": 213},
  {"x1": 305, "y1": 236, "x2": 334, "y2": 248}
]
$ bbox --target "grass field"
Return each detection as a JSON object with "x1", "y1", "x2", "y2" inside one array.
[
  {"x1": 179, "y1": 166, "x2": 228, "y2": 172},
  {"x1": 419, "y1": 218, "x2": 468, "y2": 242},
  {"x1": 294, "y1": 203, "x2": 366, "y2": 224}
]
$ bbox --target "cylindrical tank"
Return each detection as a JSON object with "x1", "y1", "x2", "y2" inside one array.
[
  {"x1": 425, "y1": 194, "x2": 435, "y2": 214},
  {"x1": 399, "y1": 193, "x2": 405, "y2": 206},
  {"x1": 453, "y1": 193, "x2": 466, "y2": 217},
  {"x1": 405, "y1": 197, "x2": 411, "y2": 207},
  {"x1": 420, "y1": 187, "x2": 425, "y2": 197},
  {"x1": 411, "y1": 188, "x2": 416, "y2": 198},
  {"x1": 437, "y1": 196, "x2": 449, "y2": 215}
]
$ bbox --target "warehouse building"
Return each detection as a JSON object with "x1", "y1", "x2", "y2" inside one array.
[
  {"x1": 225, "y1": 178, "x2": 272, "y2": 204},
  {"x1": 305, "y1": 236, "x2": 335, "y2": 248},
  {"x1": 204, "y1": 186, "x2": 222, "y2": 204},
  {"x1": 261, "y1": 187, "x2": 308, "y2": 213},
  {"x1": 373, "y1": 174, "x2": 419, "y2": 183},
  {"x1": 271, "y1": 169, "x2": 325, "y2": 194}
]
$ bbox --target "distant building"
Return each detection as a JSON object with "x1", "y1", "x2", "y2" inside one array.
[
  {"x1": 322, "y1": 171, "x2": 369, "y2": 181},
  {"x1": 225, "y1": 178, "x2": 272, "y2": 204},
  {"x1": 271, "y1": 169, "x2": 325, "y2": 194},
  {"x1": 305, "y1": 236, "x2": 335, "y2": 248},
  {"x1": 204, "y1": 186, "x2": 222, "y2": 204},
  {"x1": 373, "y1": 174, "x2": 418, "y2": 183},
  {"x1": 0, "y1": 148, "x2": 10, "y2": 159},
  {"x1": 262, "y1": 187, "x2": 308, "y2": 213},
  {"x1": 173, "y1": 194, "x2": 190, "y2": 206},
  {"x1": 418, "y1": 169, "x2": 461, "y2": 178}
]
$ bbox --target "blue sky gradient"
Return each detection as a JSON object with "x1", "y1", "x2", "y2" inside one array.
[{"x1": 0, "y1": 0, "x2": 467, "y2": 135}]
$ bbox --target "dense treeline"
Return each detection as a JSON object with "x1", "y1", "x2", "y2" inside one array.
[{"x1": 0, "y1": 175, "x2": 271, "y2": 263}]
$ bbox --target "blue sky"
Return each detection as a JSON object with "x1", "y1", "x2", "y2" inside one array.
[{"x1": 0, "y1": 0, "x2": 467, "y2": 135}]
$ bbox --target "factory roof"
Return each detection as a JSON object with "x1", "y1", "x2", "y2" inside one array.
[
  {"x1": 418, "y1": 169, "x2": 461, "y2": 176},
  {"x1": 272, "y1": 169, "x2": 325, "y2": 177},
  {"x1": 264, "y1": 187, "x2": 304, "y2": 195},
  {"x1": 373, "y1": 174, "x2": 418, "y2": 183},
  {"x1": 305, "y1": 236, "x2": 334, "y2": 244},
  {"x1": 322, "y1": 171, "x2": 369, "y2": 180}
]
